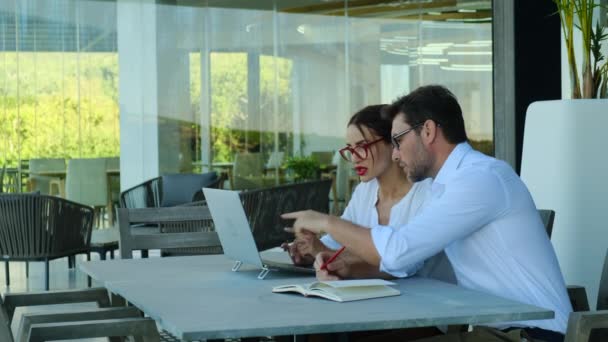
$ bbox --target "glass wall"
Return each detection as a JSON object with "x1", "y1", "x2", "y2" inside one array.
[{"x1": 1, "y1": 0, "x2": 492, "y2": 202}]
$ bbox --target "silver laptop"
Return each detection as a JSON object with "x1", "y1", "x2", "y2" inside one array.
[{"x1": 203, "y1": 188, "x2": 314, "y2": 279}]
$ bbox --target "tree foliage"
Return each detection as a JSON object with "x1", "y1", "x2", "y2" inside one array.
[{"x1": 0, "y1": 52, "x2": 119, "y2": 167}]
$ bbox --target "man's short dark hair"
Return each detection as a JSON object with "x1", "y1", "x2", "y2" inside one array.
[{"x1": 383, "y1": 85, "x2": 468, "y2": 144}]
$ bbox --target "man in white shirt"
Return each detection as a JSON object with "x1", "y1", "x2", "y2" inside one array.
[{"x1": 282, "y1": 85, "x2": 572, "y2": 341}]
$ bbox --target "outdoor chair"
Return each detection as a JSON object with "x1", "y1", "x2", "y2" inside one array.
[
  {"x1": 538, "y1": 209, "x2": 556, "y2": 238},
  {"x1": 562, "y1": 248, "x2": 608, "y2": 341},
  {"x1": 0, "y1": 287, "x2": 160, "y2": 342},
  {"x1": 65, "y1": 158, "x2": 109, "y2": 228},
  {"x1": 232, "y1": 152, "x2": 265, "y2": 190},
  {"x1": 0, "y1": 165, "x2": 5, "y2": 193},
  {"x1": 158, "y1": 179, "x2": 332, "y2": 257},
  {"x1": 27, "y1": 158, "x2": 66, "y2": 196},
  {"x1": 119, "y1": 172, "x2": 221, "y2": 258},
  {"x1": 117, "y1": 205, "x2": 221, "y2": 259},
  {"x1": 120, "y1": 171, "x2": 220, "y2": 209},
  {"x1": 158, "y1": 172, "x2": 219, "y2": 207},
  {"x1": 105, "y1": 156, "x2": 121, "y2": 225},
  {"x1": 120, "y1": 176, "x2": 161, "y2": 209},
  {"x1": 0, "y1": 194, "x2": 94, "y2": 290},
  {"x1": 241, "y1": 178, "x2": 332, "y2": 250}
]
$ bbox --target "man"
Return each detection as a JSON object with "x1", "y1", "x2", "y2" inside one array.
[{"x1": 282, "y1": 85, "x2": 571, "y2": 341}]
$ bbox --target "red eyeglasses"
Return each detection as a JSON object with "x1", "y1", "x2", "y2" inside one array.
[{"x1": 339, "y1": 137, "x2": 385, "y2": 162}]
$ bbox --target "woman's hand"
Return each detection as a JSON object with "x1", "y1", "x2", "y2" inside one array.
[{"x1": 314, "y1": 251, "x2": 350, "y2": 281}]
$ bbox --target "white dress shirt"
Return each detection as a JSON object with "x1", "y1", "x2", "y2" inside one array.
[
  {"x1": 321, "y1": 177, "x2": 431, "y2": 276},
  {"x1": 371, "y1": 142, "x2": 572, "y2": 333}
]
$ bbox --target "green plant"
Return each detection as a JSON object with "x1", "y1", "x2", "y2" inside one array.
[
  {"x1": 553, "y1": 0, "x2": 608, "y2": 98},
  {"x1": 283, "y1": 156, "x2": 320, "y2": 181}
]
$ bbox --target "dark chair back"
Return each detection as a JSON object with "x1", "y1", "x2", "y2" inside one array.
[
  {"x1": 161, "y1": 179, "x2": 332, "y2": 256},
  {"x1": 597, "y1": 249, "x2": 608, "y2": 311},
  {"x1": 117, "y1": 206, "x2": 221, "y2": 259},
  {"x1": 538, "y1": 209, "x2": 555, "y2": 238},
  {"x1": 241, "y1": 179, "x2": 332, "y2": 250},
  {"x1": 0, "y1": 194, "x2": 93, "y2": 259},
  {"x1": 120, "y1": 177, "x2": 161, "y2": 209},
  {"x1": 0, "y1": 165, "x2": 5, "y2": 193},
  {"x1": 159, "y1": 172, "x2": 218, "y2": 206},
  {"x1": 0, "y1": 194, "x2": 93, "y2": 289}
]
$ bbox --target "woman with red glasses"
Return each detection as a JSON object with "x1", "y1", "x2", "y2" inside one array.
[{"x1": 284, "y1": 104, "x2": 432, "y2": 278}]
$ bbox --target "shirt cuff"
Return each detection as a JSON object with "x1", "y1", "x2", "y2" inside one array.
[
  {"x1": 371, "y1": 224, "x2": 411, "y2": 278},
  {"x1": 320, "y1": 234, "x2": 342, "y2": 250}
]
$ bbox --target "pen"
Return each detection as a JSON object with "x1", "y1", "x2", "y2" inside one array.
[{"x1": 319, "y1": 246, "x2": 346, "y2": 271}]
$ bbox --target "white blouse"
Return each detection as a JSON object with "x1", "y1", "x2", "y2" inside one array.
[{"x1": 320, "y1": 177, "x2": 431, "y2": 275}]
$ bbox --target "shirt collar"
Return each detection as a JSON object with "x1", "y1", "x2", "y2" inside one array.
[{"x1": 432, "y1": 142, "x2": 472, "y2": 186}]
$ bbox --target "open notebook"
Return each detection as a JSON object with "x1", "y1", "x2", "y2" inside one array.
[
  {"x1": 203, "y1": 188, "x2": 314, "y2": 279},
  {"x1": 272, "y1": 279, "x2": 400, "y2": 302}
]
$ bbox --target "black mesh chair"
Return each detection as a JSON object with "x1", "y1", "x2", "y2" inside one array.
[
  {"x1": 0, "y1": 165, "x2": 5, "y2": 193},
  {"x1": 0, "y1": 194, "x2": 94, "y2": 290},
  {"x1": 538, "y1": 209, "x2": 556, "y2": 238},
  {"x1": 241, "y1": 179, "x2": 332, "y2": 250},
  {"x1": 562, "y1": 248, "x2": 608, "y2": 341},
  {"x1": 120, "y1": 172, "x2": 221, "y2": 209},
  {"x1": 120, "y1": 177, "x2": 162, "y2": 209},
  {"x1": 161, "y1": 179, "x2": 333, "y2": 256}
]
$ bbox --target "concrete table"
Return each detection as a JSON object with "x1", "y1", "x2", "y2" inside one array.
[{"x1": 80, "y1": 255, "x2": 554, "y2": 341}]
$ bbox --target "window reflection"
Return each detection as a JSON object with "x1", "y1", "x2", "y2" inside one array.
[{"x1": 1, "y1": 0, "x2": 493, "y2": 205}]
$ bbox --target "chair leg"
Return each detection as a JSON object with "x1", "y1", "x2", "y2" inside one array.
[
  {"x1": 68, "y1": 256, "x2": 75, "y2": 269},
  {"x1": 142, "y1": 250, "x2": 148, "y2": 258},
  {"x1": 86, "y1": 252, "x2": 92, "y2": 287},
  {"x1": 110, "y1": 249, "x2": 115, "y2": 259},
  {"x1": 44, "y1": 259, "x2": 49, "y2": 290},
  {"x1": 5, "y1": 261, "x2": 9, "y2": 286},
  {"x1": 25, "y1": 261, "x2": 29, "y2": 277}
]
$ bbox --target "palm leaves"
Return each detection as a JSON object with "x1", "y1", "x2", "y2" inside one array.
[{"x1": 553, "y1": 0, "x2": 608, "y2": 98}]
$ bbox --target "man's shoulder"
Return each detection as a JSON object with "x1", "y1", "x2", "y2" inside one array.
[{"x1": 461, "y1": 150, "x2": 516, "y2": 178}]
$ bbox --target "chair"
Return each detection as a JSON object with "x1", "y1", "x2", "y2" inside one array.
[
  {"x1": 0, "y1": 165, "x2": 5, "y2": 193},
  {"x1": 28, "y1": 158, "x2": 66, "y2": 196},
  {"x1": 240, "y1": 179, "x2": 332, "y2": 250},
  {"x1": 329, "y1": 151, "x2": 355, "y2": 215},
  {"x1": 0, "y1": 287, "x2": 160, "y2": 342},
  {"x1": 538, "y1": 209, "x2": 556, "y2": 238},
  {"x1": 159, "y1": 179, "x2": 332, "y2": 256},
  {"x1": 65, "y1": 158, "x2": 109, "y2": 227},
  {"x1": 562, "y1": 248, "x2": 608, "y2": 341},
  {"x1": 120, "y1": 172, "x2": 219, "y2": 209},
  {"x1": 159, "y1": 172, "x2": 219, "y2": 206},
  {"x1": 120, "y1": 176, "x2": 162, "y2": 209},
  {"x1": 106, "y1": 156, "x2": 121, "y2": 224},
  {"x1": 232, "y1": 152, "x2": 265, "y2": 190},
  {"x1": 117, "y1": 205, "x2": 222, "y2": 260},
  {"x1": 0, "y1": 194, "x2": 94, "y2": 290}
]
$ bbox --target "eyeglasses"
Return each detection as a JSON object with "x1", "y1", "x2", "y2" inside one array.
[
  {"x1": 339, "y1": 137, "x2": 385, "y2": 162},
  {"x1": 391, "y1": 123, "x2": 424, "y2": 150}
]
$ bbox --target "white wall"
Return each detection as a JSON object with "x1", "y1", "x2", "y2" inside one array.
[{"x1": 521, "y1": 100, "x2": 608, "y2": 310}]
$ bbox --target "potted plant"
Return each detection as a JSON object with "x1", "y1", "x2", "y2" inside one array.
[
  {"x1": 283, "y1": 156, "x2": 320, "y2": 182},
  {"x1": 553, "y1": 0, "x2": 608, "y2": 98}
]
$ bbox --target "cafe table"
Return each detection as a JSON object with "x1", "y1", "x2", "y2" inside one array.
[{"x1": 79, "y1": 255, "x2": 554, "y2": 341}]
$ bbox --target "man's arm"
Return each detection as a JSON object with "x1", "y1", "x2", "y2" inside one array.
[{"x1": 284, "y1": 168, "x2": 508, "y2": 276}]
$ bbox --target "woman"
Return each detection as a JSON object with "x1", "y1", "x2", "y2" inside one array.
[{"x1": 284, "y1": 104, "x2": 431, "y2": 279}]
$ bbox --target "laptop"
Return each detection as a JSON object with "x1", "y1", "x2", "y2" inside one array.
[{"x1": 203, "y1": 188, "x2": 314, "y2": 279}]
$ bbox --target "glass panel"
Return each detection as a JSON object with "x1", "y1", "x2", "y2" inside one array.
[{"x1": 2, "y1": 0, "x2": 493, "y2": 212}]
